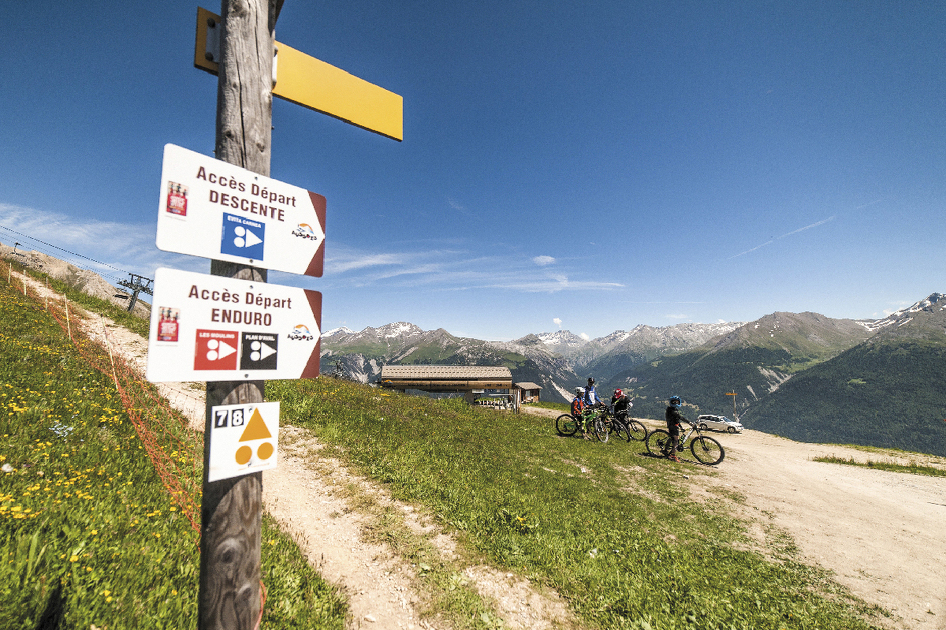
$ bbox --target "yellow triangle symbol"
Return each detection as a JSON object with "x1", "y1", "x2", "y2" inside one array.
[{"x1": 239, "y1": 409, "x2": 272, "y2": 442}]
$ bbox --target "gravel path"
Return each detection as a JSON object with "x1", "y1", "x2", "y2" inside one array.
[
  {"x1": 22, "y1": 263, "x2": 943, "y2": 630},
  {"x1": 525, "y1": 406, "x2": 946, "y2": 630}
]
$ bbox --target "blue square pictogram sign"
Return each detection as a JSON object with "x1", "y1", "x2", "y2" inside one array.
[{"x1": 220, "y1": 213, "x2": 265, "y2": 260}]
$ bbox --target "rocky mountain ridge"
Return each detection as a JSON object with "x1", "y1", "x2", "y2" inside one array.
[{"x1": 321, "y1": 294, "x2": 944, "y2": 418}]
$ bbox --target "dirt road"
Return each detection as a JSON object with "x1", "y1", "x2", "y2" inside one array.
[
  {"x1": 22, "y1": 263, "x2": 943, "y2": 629},
  {"x1": 708, "y1": 427, "x2": 946, "y2": 630},
  {"x1": 525, "y1": 406, "x2": 946, "y2": 630}
]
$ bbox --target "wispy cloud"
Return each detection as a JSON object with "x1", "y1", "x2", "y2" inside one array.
[
  {"x1": 776, "y1": 216, "x2": 835, "y2": 240},
  {"x1": 533, "y1": 255, "x2": 555, "y2": 266},
  {"x1": 326, "y1": 243, "x2": 623, "y2": 293},
  {"x1": 728, "y1": 215, "x2": 836, "y2": 259},
  {"x1": 447, "y1": 197, "x2": 473, "y2": 217},
  {"x1": 0, "y1": 203, "x2": 199, "y2": 280},
  {"x1": 727, "y1": 240, "x2": 774, "y2": 259},
  {"x1": 553, "y1": 317, "x2": 562, "y2": 328}
]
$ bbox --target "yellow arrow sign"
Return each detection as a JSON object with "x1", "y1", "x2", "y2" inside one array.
[{"x1": 195, "y1": 7, "x2": 403, "y2": 142}]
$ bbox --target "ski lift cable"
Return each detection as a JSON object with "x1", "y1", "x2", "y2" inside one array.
[{"x1": 0, "y1": 222, "x2": 133, "y2": 275}]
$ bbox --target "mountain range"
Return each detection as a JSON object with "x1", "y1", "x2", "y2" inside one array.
[{"x1": 320, "y1": 293, "x2": 946, "y2": 456}]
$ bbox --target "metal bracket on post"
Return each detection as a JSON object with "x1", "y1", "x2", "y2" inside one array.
[{"x1": 194, "y1": 7, "x2": 221, "y2": 74}]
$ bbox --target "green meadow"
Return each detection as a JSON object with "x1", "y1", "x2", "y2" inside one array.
[
  {"x1": 0, "y1": 267, "x2": 344, "y2": 629},
  {"x1": 270, "y1": 378, "x2": 889, "y2": 630},
  {"x1": 0, "y1": 259, "x2": 892, "y2": 629}
]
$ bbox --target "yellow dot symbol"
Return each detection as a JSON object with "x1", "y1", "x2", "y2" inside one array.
[
  {"x1": 258, "y1": 442, "x2": 274, "y2": 460},
  {"x1": 235, "y1": 445, "x2": 252, "y2": 465}
]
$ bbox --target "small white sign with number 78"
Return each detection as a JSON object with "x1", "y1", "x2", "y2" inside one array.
[{"x1": 208, "y1": 402, "x2": 280, "y2": 482}]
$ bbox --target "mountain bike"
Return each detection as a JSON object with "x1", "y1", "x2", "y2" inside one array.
[
  {"x1": 555, "y1": 405, "x2": 608, "y2": 439},
  {"x1": 614, "y1": 409, "x2": 648, "y2": 442},
  {"x1": 591, "y1": 405, "x2": 617, "y2": 442},
  {"x1": 646, "y1": 420, "x2": 725, "y2": 465},
  {"x1": 555, "y1": 412, "x2": 581, "y2": 436},
  {"x1": 592, "y1": 405, "x2": 650, "y2": 443}
]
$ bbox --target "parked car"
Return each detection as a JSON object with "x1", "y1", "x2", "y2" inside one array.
[{"x1": 696, "y1": 415, "x2": 743, "y2": 433}]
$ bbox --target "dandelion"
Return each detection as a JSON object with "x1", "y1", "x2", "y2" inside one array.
[{"x1": 69, "y1": 555, "x2": 78, "y2": 563}]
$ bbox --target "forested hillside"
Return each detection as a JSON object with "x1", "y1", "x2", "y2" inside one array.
[
  {"x1": 743, "y1": 295, "x2": 946, "y2": 456},
  {"x1": 743, "y1": 340, "x2": 946, "y2": 456}
]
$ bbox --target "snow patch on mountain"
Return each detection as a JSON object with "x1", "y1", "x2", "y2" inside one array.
[
  {"x1": 323, "y1": 326, "x2": 354, "y2": 337},
  {"x1": 861, "y1": 293, "x2": 945, "y2": 332}
]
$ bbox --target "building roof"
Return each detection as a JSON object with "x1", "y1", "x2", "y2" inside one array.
[
  {"x1": 514, "y1": 382, "x2": 542, "y2": 390},
  {"x1": 380, "y1": 365, "x2": 512, "y2": 380}
]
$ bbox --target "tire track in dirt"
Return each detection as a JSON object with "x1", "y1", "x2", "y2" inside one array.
[
  {"x1": 524, "y1": 406, "x2": 946, "y2": 630},
  {"x1": 23, "y1": 268, "x2": 578, "y2": 630}
]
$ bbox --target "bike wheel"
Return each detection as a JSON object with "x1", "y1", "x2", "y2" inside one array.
[
  {"x1": 627, "y1": 420, "x2": 648, "y2": 442},
  {"x1": 556, "y1": 414, "x2": 579, "y2": 437},
  {"x1": 611, "y1": 419, "x2": 632, "y2": 442},
  {"x1": 594, "y1": 417, "x2": 610, "y2": 443},
  {"x1": 646, "y1": 429, "x2": 672, "y2": 457},
  {"x1": 691, "y1": 436, "x2": 725, "y2": 465}
]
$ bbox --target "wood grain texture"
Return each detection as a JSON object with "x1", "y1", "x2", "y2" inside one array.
[{"x1": 199, "y1": 1, "x2": 276, "y2": 628}]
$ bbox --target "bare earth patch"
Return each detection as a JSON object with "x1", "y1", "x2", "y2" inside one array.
[
  {"x1": 24, "y1": 269, "x2": 578, "y2": 630},
  {"x1": 20, "y1": 270, "x2": 943, "y2": 630},
  {"x1": 627, "y1": 415, "x2": 946, "y2": 630}
]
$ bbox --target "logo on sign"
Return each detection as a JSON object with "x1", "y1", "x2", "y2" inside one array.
[
  {"x1": 166, "y1": 181, "x2": 188, "y2": 217},
  {"x1": 194, "y1": 329, "x2": 239, "y2": 370},
  {"x1": 208, "y1": 403, "x2": 278, "y2": 481},
  {"x1": 220, "y1": 213, "x2": 265, "y2": 260},
  {"x1": 287, "y1": 324, "x2": 314, "y2": 341},
  {"x1": 240, "y1": 332, "x2": 278, "y2": 370},
  {"x1": 291, "y1": 223, "x2": 320, "y2": 242}
]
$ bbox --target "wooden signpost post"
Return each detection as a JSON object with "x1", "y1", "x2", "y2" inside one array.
[
  {"x1": 189, "y1": 2, "x2": 402, "y2": 628},
  {"x1": 198, "y1": 2, "x2": 274, "y2": 627}
]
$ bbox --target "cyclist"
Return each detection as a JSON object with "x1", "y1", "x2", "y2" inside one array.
[
  {"x1": 583, "y1": 377, "x2": 600, "y2": 407},
  {"x1": 579, "y1": 378, "x2": 605, "y2": 439},
  {"x1": 611, "y1": 388, "x2": 633, "y2": 420},
  {"x1": 665, "y1": 395, "x2": 688, "y2": 462},
  {"x1": 569, "y1": 387, "x2": 590, "y2": 437},
  {"x1": 571, "y1": 387, "x2": 585, "y2": 420}
]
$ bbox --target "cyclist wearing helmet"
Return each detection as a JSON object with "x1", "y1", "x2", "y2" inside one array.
[
  {"x1": 583, "y1": 378, "x2": 600, "y2": 407},
  {"x1": 571, "y1": 387, "x2": 585, "y2": 418},
  {"x1": 611, "y1": 388, "x2": 633, "y2": 418},
  {"x1": 665, "y1": 396, "x2": 687, "y2": 462}
]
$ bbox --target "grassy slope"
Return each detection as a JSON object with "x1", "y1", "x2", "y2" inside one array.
[
  {"x1": 270, "y1": 377, "x2": 887, "y2": 630},
  {"x1": 0, "y1": 270, "x2": 345, "y2": 628}
]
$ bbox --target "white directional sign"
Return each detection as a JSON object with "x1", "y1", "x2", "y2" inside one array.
[
  {"x1": 208, "y1": 402, "x2": 280, "y2": 482},
  {"x1": 146, "y1": 268, "x2": 321, "y2": 382},
  {"x1": 156, "y1": 144, "x2": 326, "y2": 276}
]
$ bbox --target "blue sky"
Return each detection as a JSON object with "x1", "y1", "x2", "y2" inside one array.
[{"x1": 2, "y1": 1, "x2": 944, "y2": 340}]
